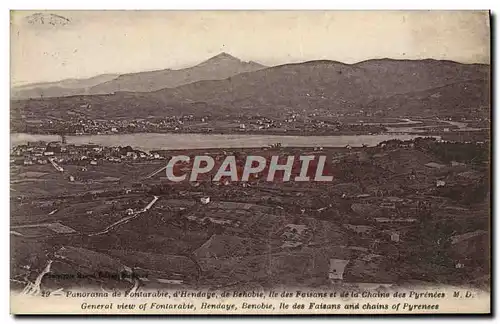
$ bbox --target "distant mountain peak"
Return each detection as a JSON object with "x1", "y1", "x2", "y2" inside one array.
[
  {"x1": 202, "y1": 52, "x2": 242, "y2": 64},
  {"x1": 213, "y1": 52, "x2": 238, "y2": 59}
]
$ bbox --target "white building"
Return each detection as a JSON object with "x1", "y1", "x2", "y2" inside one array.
[{"x1": 329, "y1": 259, "x2": 350, "y2": 280}]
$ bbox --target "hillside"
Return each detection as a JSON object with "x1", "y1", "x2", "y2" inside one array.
[
  {"x1": 11, "y1": 74, "x2": 119, "y2": 99},
  {"x1": 363, "y1": 79, "x2": 490, "y2": 119},
  {"x1": 11, "y1": 53, "x2": 266, "y2": 100},
  {"x1": 147, "y1": 59, "x2": 488, "y2": 113},
  {"x1": 11, "y1": 58, "x2": 489, "y2": 121},
  {"x1": 353, "y1": 58, "x2": 488, "y2": 95}
]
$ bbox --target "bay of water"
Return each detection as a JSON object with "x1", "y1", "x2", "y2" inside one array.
[{"x1": 10, "y1": 132, "x2": 438, "y2": 151}]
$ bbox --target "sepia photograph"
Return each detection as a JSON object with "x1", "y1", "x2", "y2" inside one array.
[{"x1": 9, "y1": 10, "x2": 491, "y2": 315}]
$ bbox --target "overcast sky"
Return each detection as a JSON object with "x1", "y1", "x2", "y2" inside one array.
[{"x1": 11, "y1": 10, "x2": 490, "y2": 86}]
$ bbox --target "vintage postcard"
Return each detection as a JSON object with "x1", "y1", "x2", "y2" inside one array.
[{"x1": 10, "y1": 10, "x2": 491, "y2": 315}]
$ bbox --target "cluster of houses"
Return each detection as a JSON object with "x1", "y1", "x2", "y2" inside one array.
[
  {"x1": 20, "y1": 114, "x2": 214, "y2": 135},
  {"x1": 10, "y1": 141, "x2": 165, "y2": 166},
  {"x1": 234, "y1": 114, "x2": 385, "y2": 134}
]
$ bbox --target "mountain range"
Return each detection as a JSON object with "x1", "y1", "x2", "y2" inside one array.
[
  {"x1": 11, "y1": 74, "x2": 119, "y2": 99},
  {"x1": 11, "y1": 53, "x2": 490, "y2": 121},
  {"x1": 11, "y1": 53, "x2": 266, "y2": 100}
]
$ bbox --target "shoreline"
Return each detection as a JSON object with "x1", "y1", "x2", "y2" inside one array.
[{"x1": 10, "y1": 132, "x2": 440, "y2": 151}]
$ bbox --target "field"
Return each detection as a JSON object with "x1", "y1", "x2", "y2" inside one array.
[{"x1": 10, "y1": 140, "x2": 490, "y2": 292}]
